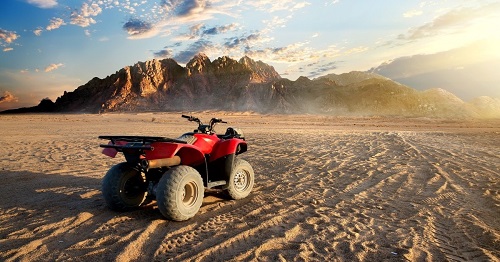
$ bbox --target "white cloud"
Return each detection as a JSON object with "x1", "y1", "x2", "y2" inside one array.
[
  {"x1": 245, "y1": 41, "x2": 314, "y2": 63},
  {"x1": 401, "y1": 3, "x2": 500, "y2": 40},
  {"x1": 70, "y1": 14, "x2": 96, "y2": 28},
  {"x1": 70, "y1": 2, "x2": 103, "y2": 27},
  {"x1": 46, "y1": 17, "x2": 65, "y2": 30},
  {"x1": 44, "y1": 63, "x2": 64, "y2": 72},
  {"x1": 34, "y1": 28, "x2": 43, "y2": 36},
  {"x1": 26, "y1": 0, "x2": 58, "y2": 9},
  {"x1": 247, "y1": 0, "x2": 310, "y2": 12},
  {"x1": 82, "y1": 2, "x2": 103, "y2": 16},
  {"x1": 3, "y1": 47, "x2": 14, "y2": 52},
  {"x1": 0, "y1": 29, "x2": 19, "y2": 45},
  {"x1": 403, "y1": 10, "x2": 423, "y2": 18},
  {"x1": 263, "y1": 16, "x2": 289, "y2": 31}
]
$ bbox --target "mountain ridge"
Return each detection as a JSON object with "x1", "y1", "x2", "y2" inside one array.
[{"x1": 2, "y1": 54, "x2": 499, "y2": 118}]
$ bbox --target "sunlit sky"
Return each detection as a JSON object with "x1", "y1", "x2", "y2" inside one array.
[{"x1": 1, "y1": 0, "x2": 499, "y2": 110}]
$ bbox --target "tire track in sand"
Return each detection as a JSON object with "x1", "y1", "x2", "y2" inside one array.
[{"x1": 398, "y1": 132, "x2": 498, "y2": 261}]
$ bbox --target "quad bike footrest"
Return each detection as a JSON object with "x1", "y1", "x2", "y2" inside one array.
[{"x1": 207, "y1": 180, "x2": 227, "y2": 188}]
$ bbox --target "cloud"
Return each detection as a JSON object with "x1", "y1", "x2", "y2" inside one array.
[
  {"x1": 80, "y1": 2, "x2": 103, "y2": 16},
  {"x1": 123, "y1": 18, "x2": 156, "y2": 38},
  {"x1": 247, "y1": 0, "x2": 310, "y2": 12},
  {"x1": 202, "y1": 23, "x2": 238, "y2": 36},
  {"x1": 369, "y1": 42, "x2": 500, "y2": 100},
  {"x1": 46, "y1": 17, "x2": 65, "y2": 30},
  {"x1": 173, "y1": 40, "x2": 213, "y2": 63},
  {"x1": 186, "y1": 23, "x2": 203, "y2": 39},
  {"x1": 244, "y1": 41, "x2": 313, "y2": 63},
  {"x1": 163, "y1": 0, "x2": 237, "y2": 24},
  {"x1": 224, "y1": 34, "x2": 263, "y2": 49},
  {"x1": 70, "y1": 2, "x2": 102, "y2": 27},
  {"x1": 0, "y1": 91, "x2": 18, "y2": 103},
  {"x1": 26, "y1": 0, "x2": 57, "y2": 9},
  {"x1": 124, "y1": 1, "x2": 240, "y2": 40},
  {"x1": 34, "y1": 28, "x2": 43, "y2": 36},
  {"x1": 0, "y1": 29, "x2": 19, "y2": 45},
  {"x1": 305, "y1": 61, "x2": 338, "y2": 78},
  {"x1": 3, "y1": 47, "x2": 13, "y2": 52},
  {"x1": 173, "y1": 23, "x2": 238, "y2": 41},
  {"x1": 44, "y1": 63, "x2": 64, "y2": 72},
  {"x1": 400, "y1": 3, "x2": 500, "y2": 40},
  {"x1": 154, "y1": 49, "x2": 173, "y2": 58},
  {"x1": 161, "y1": 0, "x2": 208, "y2": 17},
  {"x1": 370, "y1": 40, "x2": 500, "y2": 79},
  {"x1": 403, "y1": 10, "x2": 423, "y2": 18},
  {"x1": 176, "y1": 0, "x2": 207, "y2": 16}
]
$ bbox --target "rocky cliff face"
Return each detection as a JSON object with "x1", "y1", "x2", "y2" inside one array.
[
  {"x1": 52, "y1": 55, "x2": 283, "y2": 113},
  {"x1": 4, "y1": 54, "x2": 499, "y2": 118}
]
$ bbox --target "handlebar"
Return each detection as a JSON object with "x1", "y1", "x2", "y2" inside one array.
[
  {"x1": 181, "y1": 115, "x2": 227, "y2": 133},
  {"x1": 182, "y1": 115, "x2": 200, "y2": 122},
  {"x1": 211, "y1": 118, "x2": 227, "y2": 124}
]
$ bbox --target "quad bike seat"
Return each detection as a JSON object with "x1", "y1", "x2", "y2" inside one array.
[{"x1": 218, "y1": 127, "x2": 245, "y2": 140}]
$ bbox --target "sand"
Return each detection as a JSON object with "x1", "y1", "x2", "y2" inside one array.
[{"x1": 0, "y1": 113, "x2": 499, "y2": 261}]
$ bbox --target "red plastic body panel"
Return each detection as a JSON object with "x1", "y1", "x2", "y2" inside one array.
[
  {"x1": 145, "y1": 143, "x2": 181, "y2": 159},
  {"x1": 210, "y1": 138, "x2": 247, "y2": 161},
  {"x1": 145, "y1": 142, "x2": 205, "y2": 166},
  {"x1": 102, "y1": 141, "x2": 127, "y2": 157},
  {"x1": 192, "y1": 133, "x2": 219, "y2": 154}
]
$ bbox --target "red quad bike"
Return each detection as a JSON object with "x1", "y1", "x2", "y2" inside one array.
[{"x1": 98, "y1": 115, "x2": 254, "y2": 221}]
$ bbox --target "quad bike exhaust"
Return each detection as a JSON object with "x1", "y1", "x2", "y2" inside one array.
[{"x1": 142, "y1": 156, "x2": 181, "y2": 169}]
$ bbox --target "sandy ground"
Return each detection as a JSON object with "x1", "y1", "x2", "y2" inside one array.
[{"x1": 0, "y1": 113, "x2": 499, "y2": 261}]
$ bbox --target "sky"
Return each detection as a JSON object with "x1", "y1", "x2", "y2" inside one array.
[{"x1": 1, "y1": 0, "x2": 499, "y2": 110}]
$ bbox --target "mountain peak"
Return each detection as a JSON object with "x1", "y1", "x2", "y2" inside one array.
[
  {"x1": 319, "y1": 71, "x2": 389, "y2": 86},
  {"x1": 187, "y1": 53, "x2": 211, "y2": 75},
  {"x1": 238, "y1": 56, "x2": 281, "y2": 83}
]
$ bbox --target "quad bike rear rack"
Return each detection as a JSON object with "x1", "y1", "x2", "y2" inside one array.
[
  {"x1": 99, "y1": 135, "x2": 187, "y2": 151},
  {"x1": 99, "y1": 135, "x2": 188, "y2": 144}
]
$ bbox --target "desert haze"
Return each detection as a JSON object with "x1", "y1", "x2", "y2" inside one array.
[{"x1": 0, "y1": 113, "x2": 499, "y2": 261}]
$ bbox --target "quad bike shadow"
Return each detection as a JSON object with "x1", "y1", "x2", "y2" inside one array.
[{"x1": 99, "y1": 115, "x2": 254, "y2": 221}]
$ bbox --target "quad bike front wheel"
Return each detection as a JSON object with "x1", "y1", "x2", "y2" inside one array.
[
  {"x1": 156, "y1": 165, "x2": 204, "y2": 221},
  {"x1": 225, "y1": 158, "x2": 254, "y2": 200},
  {"x1": 102, "y1": 162, "x2": 146, "y2": 211}
]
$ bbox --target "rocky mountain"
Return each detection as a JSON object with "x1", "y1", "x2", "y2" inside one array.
[
  {"x1": 50, "y1": 55, "x2": 283, "y2": 113},
  {"x1": 2, "y1": 54, "x2": 499, "y2": 118}
]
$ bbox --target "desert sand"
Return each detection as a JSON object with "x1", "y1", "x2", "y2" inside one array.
[{"x1": 0, "y1": 113, "x2": 499, "y2": 261}]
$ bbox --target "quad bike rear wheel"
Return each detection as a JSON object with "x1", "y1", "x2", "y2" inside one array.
[
  {"x1": 156, "y1": 165, "x2": 204, "y2": 221},
  {"x1": 225, "y1": 158, "x2": 254, "y2": 200},
  {"x1": 102, "y1": 162, "x2": 146, "y2": 211}
]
